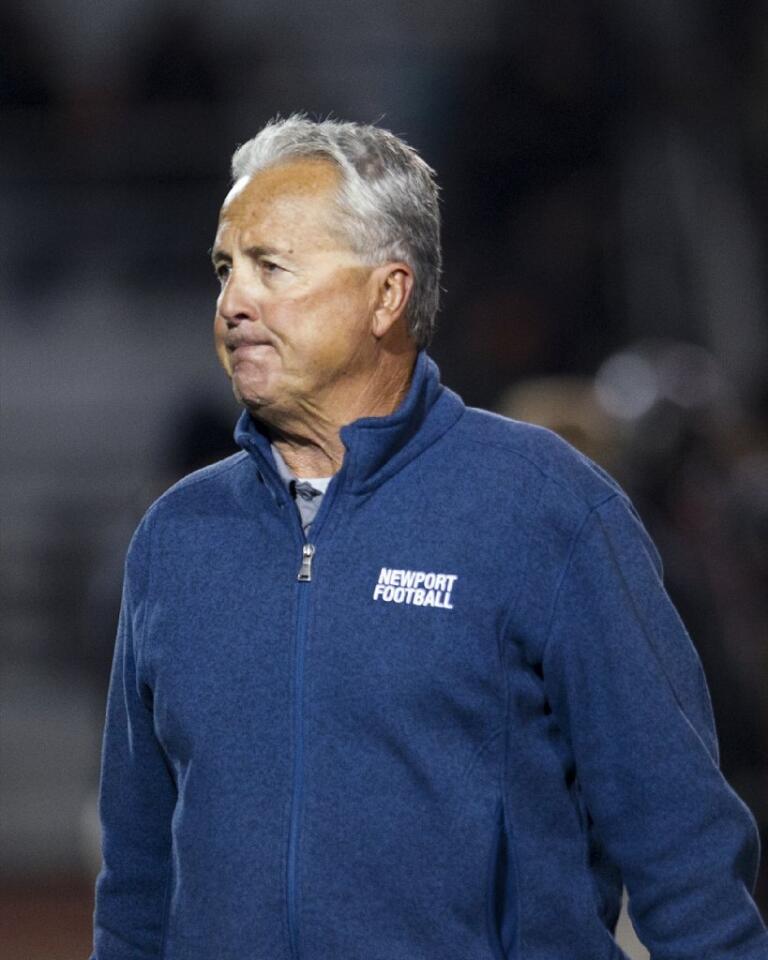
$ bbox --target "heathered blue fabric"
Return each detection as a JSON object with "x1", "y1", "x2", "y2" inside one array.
[{"x1": 91, "y1": 352, "x2": 768, "y2": 960}]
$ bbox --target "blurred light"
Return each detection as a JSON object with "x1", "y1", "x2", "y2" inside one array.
[
  {"x1": 656, "y1": 342, "x2": 724, "y2": 409},
  {"x1": 595, "y1": 351, "x2": 659, "y2": 420}
]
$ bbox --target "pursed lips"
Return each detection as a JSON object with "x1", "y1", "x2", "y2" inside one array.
[{"x1": 227, "y1": 337, "x2": 276, "y2": 359}]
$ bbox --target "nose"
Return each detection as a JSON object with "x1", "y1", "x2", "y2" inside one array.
[{"x1": 217, "y1": 271, "x2": 257, "y2": 327}]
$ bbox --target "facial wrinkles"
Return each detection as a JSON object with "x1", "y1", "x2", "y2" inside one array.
[
  {"x1": 213, "y1": 158, "x2": 387, "y2": 437},
  {"x1": 220, "y1": 159, "x2": 346, "y2": 254},
  {"x1": 219, "y1": 181, "x2": 372, "y2": 305},
  {"x1": 215, "y1": 201, "x2": 368, "y2": 318},
  {"x1": 219, "y1": 245, "x2": 370, "y2": 338}
]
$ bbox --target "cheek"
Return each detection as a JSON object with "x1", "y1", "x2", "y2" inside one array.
[
  {"x1": 299, "y1": 283, "x2": 370, "y2": 344},
  {"x1": 213, "y1": 313, "x2": 231, "y2": 373},
  {"x1": 271, "y1": 275, "x2": 372, "y2": 368}
]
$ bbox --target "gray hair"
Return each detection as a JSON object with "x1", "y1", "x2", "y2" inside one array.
[{"x1": 230, "y1": 115, "x2": 441, "y2": 348}]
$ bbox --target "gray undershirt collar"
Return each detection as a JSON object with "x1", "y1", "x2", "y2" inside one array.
[{"x1": 270, "y1": 443, "x2": 331, "y2": 535}]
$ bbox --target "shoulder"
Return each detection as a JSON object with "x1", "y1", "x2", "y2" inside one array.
[
  {"x1": 151, "y1": 451, "x2": 251, "y2": 516},
  {"x1": 449, "y1": 406, "x2": 624, "y2": 512},
  {"x1": 155, "y1": 451, "x2": 250, "y2": 504},
  {"x1": 128, "y1": 452, "x2": 252, "y2": 552}
]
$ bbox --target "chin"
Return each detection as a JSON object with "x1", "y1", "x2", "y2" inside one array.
[
  {"x1": 231, "y1": 367, "x2": 276, "y2": 408},
  {"x1": 233, "y1": 382, "x2": 271, "y2": 411},
  {"x1": 233, "y1": 383, "x2": 292, "y2": 428}
]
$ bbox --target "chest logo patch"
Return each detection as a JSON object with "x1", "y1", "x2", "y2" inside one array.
[{"x1": 372, "y1": 567, "x2": 458, "y2": 610}]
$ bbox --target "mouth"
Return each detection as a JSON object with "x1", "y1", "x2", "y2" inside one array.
[
  {"x1": 228, "y1": 339, "x2": 275, "y2": 356},
  {"x1": 226, "y1": 340, "x2": 277, "y2": 375}
]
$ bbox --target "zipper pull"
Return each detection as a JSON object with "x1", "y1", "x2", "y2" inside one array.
[{"x1": 297, "y1": 543, "x2": 315, "y2": 582}]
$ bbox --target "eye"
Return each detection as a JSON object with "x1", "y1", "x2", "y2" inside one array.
[
  {"x1": 214, "y1": 262, "x2": 231, "y2": 284},
  {"x1": 260, "y1": 259, "x2": 282, "y2": 275}
]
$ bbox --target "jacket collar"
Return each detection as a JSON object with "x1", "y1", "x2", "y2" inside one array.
[{"x1": 233, "y1": 351, "x2": 464, "y2": 497}]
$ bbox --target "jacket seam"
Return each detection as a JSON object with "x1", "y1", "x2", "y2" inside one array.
[
  {"x1": 541, "y1": 491, "x2": 715, "y2": 745},
  {"x1": 135, "y1": 502, "x2": 158, "y2": 671},
  {"x1": 157, "y1": 857, "x2": 173, "y2": 958},
  {"x1": 485, "y1": 797, "x2": 507, "y2": 960},
  {"x1": 539, "y1": 492, "x2": 620, "y2": 664},
  {"x1": 496, "y1": 478, "x2": 548, "y2": 655},
  {"x1": 501, "y1": 641, "x2": 521, "y2": 960},
  {"x1": 130, "y1": 503, "x2": 173, "y2": 956},
  {"x1": 571, "y1": 778, "x2": 616, "y2": 946},
  {"x1": 462, "y1": 435, "x2": 621, "y2": 510},
  {"x1": 501, "y1": 488, "x2": 617, "y2": 954},
  {"x1": 593, "y1": 504, "x2": 714, "y2": 752},
  {"x1": 497, "y1": 565, "x2": 518, "y2": 958}
]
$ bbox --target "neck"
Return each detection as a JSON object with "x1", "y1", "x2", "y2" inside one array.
[{"x1": 265, "y1": 348, "x2": 417, "y2": 478}]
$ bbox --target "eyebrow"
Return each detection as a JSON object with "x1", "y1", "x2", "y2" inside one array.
[{"x1": 210, "y1": 244, "x2": 285, "y2": 264}]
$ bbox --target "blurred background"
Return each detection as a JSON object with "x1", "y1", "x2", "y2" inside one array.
[{"x1": 1, "y1": 0, "x2": 766, "y2": 956}]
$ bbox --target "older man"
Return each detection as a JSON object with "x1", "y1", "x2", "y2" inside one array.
[{"x1": 91, "y1": 117, "x2": 767, "y2": 960}]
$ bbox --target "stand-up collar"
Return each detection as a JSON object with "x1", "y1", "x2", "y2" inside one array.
[{"x1": 233, "y1": 351, "x2": 465, "y2": 496}]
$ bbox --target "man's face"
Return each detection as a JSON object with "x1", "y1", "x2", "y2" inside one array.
[{"x1": 212, "y1": 158, "x2": 381, "y2": 422}]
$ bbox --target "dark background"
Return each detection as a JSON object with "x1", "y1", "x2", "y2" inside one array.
[{"x1": 1, "y1": 1, "x2": 766, "y2": 955}]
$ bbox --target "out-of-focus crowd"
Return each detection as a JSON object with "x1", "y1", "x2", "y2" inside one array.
[{"x1": 1, "y1": 0, "x2": 766, "y2": 934}]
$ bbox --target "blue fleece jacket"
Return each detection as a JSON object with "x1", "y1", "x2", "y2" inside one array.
[{"x1": 91, "y1": 352, "x2": 767, "y2": 960}]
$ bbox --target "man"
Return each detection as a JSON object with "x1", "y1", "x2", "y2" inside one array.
[{"x1": 91, "y1": 117, "x2": 768, "y2": 960}]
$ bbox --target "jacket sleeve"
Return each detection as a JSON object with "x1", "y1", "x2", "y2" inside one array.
[
  {"x1": 91, "y1": 513, "x2": 177, "y2": 959},
  {"x1": 541, "y1": 493, "x2": 768, "y2": 959}
]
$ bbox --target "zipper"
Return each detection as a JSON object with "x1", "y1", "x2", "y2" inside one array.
[
  {"x1": 284, "y1": 465, "x2": 340, "y2": 960},
  {"x1": 286, "y1": 540, "x2": 315, "y2": 960},
  {"x1": 297, "y1": 543, "x2": 315, "y2": 582}
]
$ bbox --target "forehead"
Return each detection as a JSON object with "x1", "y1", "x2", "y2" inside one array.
[{"x1": 217, "y1": 158, "x2": 342, "y2": 239}]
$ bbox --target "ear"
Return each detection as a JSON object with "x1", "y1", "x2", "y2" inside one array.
[{"x1": 371, "y1": 263, "x2": 414, "y2": 339}]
